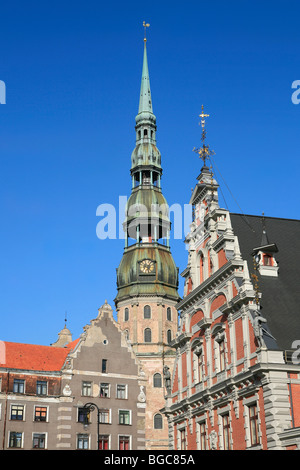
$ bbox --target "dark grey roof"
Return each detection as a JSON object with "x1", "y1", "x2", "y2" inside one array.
[{"x1": 230, "y1": 213, "x2": 300, "y2": 352}]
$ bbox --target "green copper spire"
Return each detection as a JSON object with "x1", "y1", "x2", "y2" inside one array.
[
  {"x1": 115, "y1": 24, "x2": 180, "y2": 306},
  {"x1": 138, "y1": 39, "x2": 153, "y2": 115}
]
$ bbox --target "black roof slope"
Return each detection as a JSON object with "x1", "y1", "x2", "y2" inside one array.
[{"x1": 230, "y1": 213, "x2": 300, "y2": 352}]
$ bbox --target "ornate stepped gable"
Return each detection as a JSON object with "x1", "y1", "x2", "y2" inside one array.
[
  {"x1": 162, "y1": 110, "x2": 300, "y2": 451},
  {"x1": 0, "y1": 301, "x2": 146, "y2": 450}
]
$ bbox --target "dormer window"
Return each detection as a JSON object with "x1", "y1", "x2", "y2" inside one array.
[
  {"x1": 263, "y1": 254, "x2": 273, "y2": 266},
  {"x1": 253, "y1": 249, "x2": 279, "y2": 277},
  {"x1": 252, "y1": 220, "x2": 279, "y2": 277}
]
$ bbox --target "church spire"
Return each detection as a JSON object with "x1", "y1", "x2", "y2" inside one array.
[{"x1": 138, "y1": 28, "x2": 153, "y2": 115}]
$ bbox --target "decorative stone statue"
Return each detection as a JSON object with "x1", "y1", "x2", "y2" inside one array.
[
  {"x1": 209, "y1": 430, "x2": 218, "y2": 450},
  {"x1": 163, "y1": 366, "x2": 171, "y2": 392},
  {"x1": 253, "y1": 312, "x2": 267, "y2": 348}
]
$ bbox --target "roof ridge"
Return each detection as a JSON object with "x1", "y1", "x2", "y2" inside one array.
[{"x1": 230, "y1": 212, "x2": 300, "y2": 222}]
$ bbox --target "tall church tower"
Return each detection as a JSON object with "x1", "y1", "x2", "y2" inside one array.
[{"x1": 115, "y1": 31, "x2": 180, "y2": 450}]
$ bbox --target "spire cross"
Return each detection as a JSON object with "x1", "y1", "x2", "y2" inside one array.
[
  {"x1": 199, "y1": 104, "x2": 209, "y2": 130},
  {"x1": 143, "y1": 21, "x2": 150, "y2": 42},
  {"x1": 193, "y1": 105, "x2": 215, "y2": 167}
]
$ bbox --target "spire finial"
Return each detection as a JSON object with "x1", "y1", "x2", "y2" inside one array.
[
  {"x1": 193, "y1": 105, "x2": 215, "y2": 168},
  {"x1": 143, "y1": 21, "x2": 150, "y2": 42}
]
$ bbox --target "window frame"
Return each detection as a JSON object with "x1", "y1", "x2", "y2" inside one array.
[
  {"x1": 167, "y1": 307, "x2": 172, "y2": 321},
  {"x1": 119, "y1": 434, "x2": 131, "y2": 450},
  {"x1": 102, "y1": 359, "x2": 108, "y2": 373},
  {"x1": 118, "y1": 409, "x2": 131, "y2": 426},
  {"x1": 222, "y1": 413, "x2": 231, "y2": 450},
  {"x1": 144, "y1": 328, "x2": 152, "y2": 343},
  {"x1": 9, "y1": 431, "x2": 23, "y2": 448},
  {"x1": 99, "y1": 408, "x2": 111, "y2": 424},
  {"x1": 34, "y1": 406, "x2": 48, "y2": 422},
  {"x1": 143, "y1": 305, "x2": 151, "y2": 319},
  {"x1": 77, "y1": 433, "x2": 89, "y2": 450},
  {"x1": 154, "y1": 413, "x2": 163, "y2": 430},
  {"x1": 78, "y1": 407, "x2": 90, "y2": 424},
  {"x1": 13, "y1": 378, "x2": 25, "y2": 394},
  {"x1": 10, "y1": 404, "x2": 25, "y2": 421},
  {"x1": 153, "y1": 373, "x2": 162, "y2": 388},
  {"x1": 36, "y1": 380, "x2": 47, "y2": 396},
  {"x1": 32, "y1": 433, "x2": 46, "y2": 449},
  {"x1": 82, "y1": 381, "x2": 92, "y2": 397},
  {"x1": 99, "y1": 434, "x2": 110, "y2": 450},
  {"x1": 100, "y1": 382, "x2": 110, "y2": 398},
  {"x1": 116, "y1": 384, "x2": 127, "y2": 400},
  {"x1": 249, "y1": 403, "x2": 260, "y2": 447},
  {"x1": 124, "y1": 307, "x2": 129, "y2": 322}
]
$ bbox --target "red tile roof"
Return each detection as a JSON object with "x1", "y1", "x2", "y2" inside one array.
[{"x1": 0, "y1": 339, "x2": 79, "y2": 372}]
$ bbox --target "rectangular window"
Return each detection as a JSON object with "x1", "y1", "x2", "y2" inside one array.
[
  {"x1": 9, "y1": 432, "x2": 22, "y2": 448},
  {"x1": 116, "y1": 384, "x2": 127, "y2": 399},
  {"x1": 100, "y1": 383, "x2": 110, "y2": 398},
  {"x1": 13, "y1": 379, "x2": 25, "y2": 394},
  {"x1": 249, "y1": 404, "x2": 260, "y2": 446},
  {"x1": 78, "y1": 407, "x2": 90, "y2": 424},
  {"x1": 99, "y1": 409, "x2": 110, "y2": 424},
  {"x1": 11, "y1": 405, "x2": 24, "y2": 421},
  {"x1": 77, "y1": 434, "x2": 89, "y2": 450},
  {"x1": 119, "y1": 410, "x2": 130, "y2": 425},
  {"x1": 36, "y1": 381, "x2": 47, "y2": 396},
  {"x1": 99, "y1": 435, "x2": 110, "y2": 450},
  {"x1": 119, "y1": 435, "x2": 130, "y2": 450},
  {"x1": 180, "y1": 428, "x2": 186, "y2": 450},
  {"x1": 222, "y1": 414, "x2": 231, "y2": 450},
  {"x1": 199, "y1": 422, "x2": 206, "y2": 450},
  {"x1": 32, "y1": 433, "x2": 46, "y2": 449},
  {"x1": 82, "y1": 381, "x2": 92, "y2": 396},
  {"x1": 102, "y1": 359, "x2": 107, "y2": 373},
  {"x1": 34, "y1": 406, "x2": 47, "y2": 422}
]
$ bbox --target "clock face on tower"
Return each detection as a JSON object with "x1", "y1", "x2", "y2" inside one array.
[{"x1": 140, "y1": 259, "x2": 155, "y2": 274}]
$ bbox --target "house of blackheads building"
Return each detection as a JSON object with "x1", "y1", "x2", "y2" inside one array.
[
  {"x1": 0, "y1": 32, "x2": 300, "y2": 450},
  {"x1": 161, "y1": 125, "x2": 300, "y2": 450}
]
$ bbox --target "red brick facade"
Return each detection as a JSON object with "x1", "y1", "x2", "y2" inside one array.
[{"x1": 162, "y1": 165, "x2": 300, "y2": 450}]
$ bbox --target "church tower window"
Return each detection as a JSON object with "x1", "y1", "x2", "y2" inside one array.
[
  {"x1": 167, "y1": 307, "x2": 172, "y2": 321},
  {"x1": 154, "y1": 413, "x2": 163, "y2": 429},
  {"x1": 144, "y1": 328, "x2": 152, "y2": 343},
  {"x1": 144, "y1": 305, "x2": 151, "y2": 319},
  {"x1": 124, "y1": 308, "x2": 129, "y2": 321},
  {"x1": 153, "y1": 373, "x2": 162, "y2": 388},
  {"x1": 167, "y1": 329, "x2": 172, "y2": 344}
]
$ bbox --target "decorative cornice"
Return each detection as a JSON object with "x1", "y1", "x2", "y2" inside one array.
[{"x1": 177, "y1": 259, "x2": 244, "y2": 312}]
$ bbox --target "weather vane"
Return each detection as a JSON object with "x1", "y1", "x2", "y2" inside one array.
[
  {"x1": 143, "y1": 21, "x2": 150, "y2": 42},
  {"x1": 193, "y1": 105, "x2": 215, "y2": 167}
]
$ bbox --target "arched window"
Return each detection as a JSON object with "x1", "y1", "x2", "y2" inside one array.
[
  {"x1": 124, "y1": 308, "x2": 129, "y2": 322},
  {"x1": 167, "y1": 329, "x2": 172, "y2": 344},
  {"x1": 144, "y1": 328, "x2": 152, "y2": 343},
  {"x1": 200, "y1": 254, "x2": 204, "y2": 284},
  {"x1": 192, "y1": 345, "x2": 203, "y2": 383},
  {"x1": 153, "y1": 373, "x2": 162, "y2": 388},
  {"x1": 144, "y1": 305, "x2": 151, "y2": 319},
  {"x1": 154, "y1": 413, "x2": 163, "y2": 429},
  {"x1": 124, "y1": 330, "x2": 129, "y2": 341},
  {"x1": 167, "y1": 307, "x2": 171, "y2": 321}
]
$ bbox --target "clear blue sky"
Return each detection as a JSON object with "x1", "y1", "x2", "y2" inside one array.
[{"x1": 0, "y1": 0, "x2": 299, "y2": 345}]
